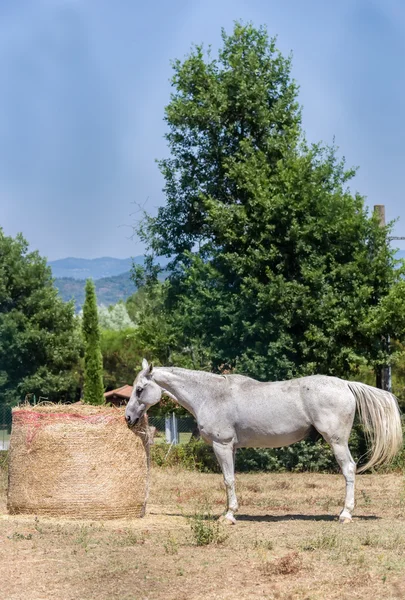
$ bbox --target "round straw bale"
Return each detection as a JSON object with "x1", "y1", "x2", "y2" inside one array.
[{"x1": 7, "y1": 404, "x2": 149, "y2": 519}]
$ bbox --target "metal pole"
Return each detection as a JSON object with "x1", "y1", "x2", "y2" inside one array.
[
  {"x1": 172, "y1": 413, "x2": 179, "y2": 445},
  {"x1": 165, "y1": 415, "x2": 172, "y2": 443},
  {"x1": 373, "y1": 205, "x2": 391, "y2": 392}
]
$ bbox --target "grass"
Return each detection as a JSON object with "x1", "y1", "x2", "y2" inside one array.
[{"x1": 1, "y1": 459, "x2": 405, "y2": 599}]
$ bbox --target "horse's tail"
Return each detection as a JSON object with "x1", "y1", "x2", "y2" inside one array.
[{"x1": 347, "y1": 381, "x2": 403, "y2": 473}]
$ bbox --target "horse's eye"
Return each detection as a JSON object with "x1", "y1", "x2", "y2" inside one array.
[{"x1": 136, "y1": 386, "x2": 143, "y2": 397}]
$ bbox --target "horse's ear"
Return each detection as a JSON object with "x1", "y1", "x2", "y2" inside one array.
[
  {"x1": 142, "y1": 358, "x2": 149, "y2": 371},
  {"x1": 148, "y1": 362, "x2": 154, "y2": 376}
]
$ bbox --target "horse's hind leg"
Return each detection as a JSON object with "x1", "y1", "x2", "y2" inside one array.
[
  {"x1": 212, "y1": 441, "x2": 238, "y2": 524},
  {"x1": 326, "y1": 438, "x2": 356, "y2": 523},
  {"x1": 309, "y1": 386, "x2": 356, "y2": 523}
]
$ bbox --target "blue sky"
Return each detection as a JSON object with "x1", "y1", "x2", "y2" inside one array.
[{"x1": 1, "y1": 0, "x2": 405, "y2": 260}]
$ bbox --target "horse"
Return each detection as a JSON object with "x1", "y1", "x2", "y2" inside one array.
[{"x1": 125, "y1": 359, "x2": 403, "y2": 524}]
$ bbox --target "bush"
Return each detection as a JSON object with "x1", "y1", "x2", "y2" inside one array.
[
  {"x1": 151, "y1": 439, "x2": 220, "y2": 473},
  {"x1": 189, "y1": 509, "x2": 228, "y2": 546},
  {"x1": 235, "y1": 441, "x2": 338, "y2": 473}
]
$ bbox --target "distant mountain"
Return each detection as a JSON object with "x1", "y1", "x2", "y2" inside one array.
[
  {"x1": 55, "y1": 272, "x2": 136, "y2": 311},
  {"x1": 50, "y1": 255, "x2": 170, "y2": 311},
  {"x1": 48, "y1": 256, "x2": 144, "y2": 280}
]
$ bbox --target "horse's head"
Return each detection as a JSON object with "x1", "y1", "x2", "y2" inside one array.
[{"x1": 125, "y1": 359, "x2": 161, "y2": 427}]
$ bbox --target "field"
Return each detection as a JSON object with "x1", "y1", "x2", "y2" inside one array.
[{"x1": 1, "y1": 455, "x2": 405, "y2": 600}]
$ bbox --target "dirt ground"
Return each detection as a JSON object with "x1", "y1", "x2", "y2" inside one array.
[{"x1": 1, "y1": 457, "x2": 405, "y2": 600}]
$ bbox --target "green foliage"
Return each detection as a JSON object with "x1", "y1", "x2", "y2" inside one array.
[
  {"x1": 136, "y1": 21, "x2": 405, "y2": 382},
  {"x1": 350, "y1": 359, "x2": 405, "y2": 406},
  {"x1": 235, "y1": 442, "x2": 338, "y2": 473},
  {"x1": 0, "y1": 229, "x2": 82, "y2": 406},
  {"x1": 189, "y1": 508, "x2": 228, "y2": 546},
  {"x1": 82, "y1": 280, "x2": 104, "y2": 405},
  {"x1": 99, "y1": 284, "x2": 178, "y2": 392},
  {"x1": 101, "y1": 328, "x2": 146, "y2": 390},
  {"x1": 392, "y1": 349, "x2": 405, "y2": 403},
  {"x1": 100, "y1": 284, "x2": 205, "y2": 411},
  {"x1": 126, "y1": 280, "x2": 174, "y2": 365},
  {"x1": 127, "y1": 278, "x2": 213, "y2": 374},
  {"x1": 98, "y1": 302, "x2": 135, "y2": 331},
  {"x1": 151, "y1": 439, "x2": 220, "y2": 472}
]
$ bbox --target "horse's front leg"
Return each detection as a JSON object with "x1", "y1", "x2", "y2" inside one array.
[{"x1": 212, "y1": 441, "x2": 238, "y2": 524}]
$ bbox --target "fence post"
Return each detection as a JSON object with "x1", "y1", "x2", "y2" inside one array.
[
  {"x1": 165, "y1": 415, "x2": 172, "y2": 444},
  {"x1": 164, "y1": 413, "x2": 179, "y2": 444},
  {"x1": 172, "y1": 413, "x2": 179, "y2": 445}
]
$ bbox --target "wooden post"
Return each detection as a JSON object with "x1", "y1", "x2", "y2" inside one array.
[
  {"x1": 373, "y1": 204, "x2": 391, "y2": 392},
  {"x1": 374, "y1": 204, "x2": 386, "y2": 227}
]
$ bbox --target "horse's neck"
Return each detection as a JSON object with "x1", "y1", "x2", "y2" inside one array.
[{"x1": 153, "y1": 368, "x2": 216, "y2": 417}]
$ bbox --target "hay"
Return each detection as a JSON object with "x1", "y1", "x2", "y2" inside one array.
[{"x1": 7, "y1": 404, "x2": 150, "y2": 519}]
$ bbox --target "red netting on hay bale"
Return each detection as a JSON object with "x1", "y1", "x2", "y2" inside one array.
[{"x1": 7, "y1": 404, "x2": 150, "y2": 519}]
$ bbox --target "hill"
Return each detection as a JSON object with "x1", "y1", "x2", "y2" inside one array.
[
  {"x1": 50, "y1": 256, "x2": 170, "y2": 311},
  {"x1": 48, "y1": 256, "x2": 143, "y2": 280},
  {"x1": 54, "y1": 272, "x2": 135, "y2": 311}
]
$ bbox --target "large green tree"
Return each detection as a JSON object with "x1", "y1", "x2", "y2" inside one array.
[
  {"x1": 0, "y1": 229, "x2": 82, "y2": 404},
  {"x1": 138, "y1": 22, "x2": 405, "y2": 382},
  {"x1": 82, "y1": 280, "x2": 104, "y2": 404}
]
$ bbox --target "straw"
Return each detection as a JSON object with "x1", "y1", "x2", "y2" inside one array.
[{"x1": 7, "y1": 404, "x2": 150, "y2": 519}]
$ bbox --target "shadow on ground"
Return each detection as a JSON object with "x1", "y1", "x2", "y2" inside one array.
[
  {"x1": 237, "y1": 513, "x2": 380, "y2": 522},
  {"x1": 160, "y1": 511, "x2": 380, "y2": 522}
]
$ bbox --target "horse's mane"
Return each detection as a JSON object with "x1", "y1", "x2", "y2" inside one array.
[
  {"x1": 156, "y1": 367, "x2": 226, "y2": 380},
  {"x1": 155, "y1": 366, "x2": 256, "y2": 384}
]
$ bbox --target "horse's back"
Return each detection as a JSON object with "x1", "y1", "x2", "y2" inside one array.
[{"x1": 223, "y1": 377, "x2": 311, "y2": 448}]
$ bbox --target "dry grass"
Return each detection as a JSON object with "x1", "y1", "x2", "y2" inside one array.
[
  {"x1": 8, "y1": 406, "x2": 148, "y2": 519},
  {"x1": 1, "y1": 459, "x2": 405, "y2": 599}
]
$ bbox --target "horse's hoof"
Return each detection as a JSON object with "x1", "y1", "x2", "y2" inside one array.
[
  {"x1": 339, "y1": 510, "x2": 352, "y2": 524},
  {"x1": 220, "y1": 512, "x2": 236, "y2": 525}
]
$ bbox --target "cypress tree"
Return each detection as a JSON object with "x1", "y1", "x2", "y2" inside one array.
[{"x1": 82, "y1": 279, "x2": 104, "y2": 404}]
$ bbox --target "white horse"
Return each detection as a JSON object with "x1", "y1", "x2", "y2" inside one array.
[{"x1": 125, "y1": 360, "x2": 403, "y2": 524}]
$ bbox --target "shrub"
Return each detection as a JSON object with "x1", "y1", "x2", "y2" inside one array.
[
  {"x1": 235, "y1": 441, "x2": 338, "y2": 473},
  {"x1": 189, "y1": 508, "x2": 228, "y2": 546},
  {"x1": 151, "y1": 439, "x2": 220, "y2": 473}
]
